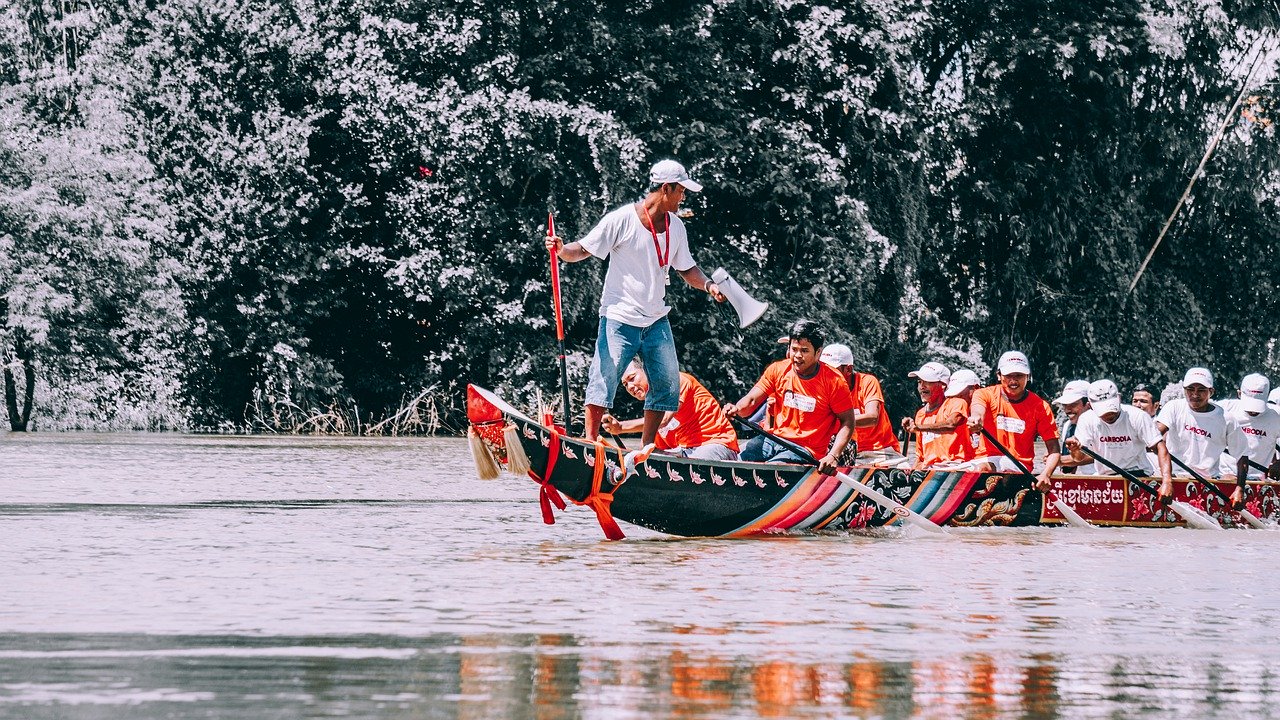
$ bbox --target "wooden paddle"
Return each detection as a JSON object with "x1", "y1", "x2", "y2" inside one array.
[
  {"x1": 547, "y1": 213, "x2": 573, "y2": 434},
  {"x1": 1076, "y1": 446, "x2": 1222, "y2": 530},
  {"x1": 978, "y1": 428, "x2": 1093, "y2": 529},
  {"x1": 1166, "y1": 453, "x2": 1269, "y2": 529},
  {"x1": 730, "y1": 416, "x2": 949, "y2": 535}
]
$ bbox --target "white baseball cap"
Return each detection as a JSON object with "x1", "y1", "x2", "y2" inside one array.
[
  {"x1": 997, "y1": 351, "x2": 1031, "y2": 376},
  {"x1": 908, "y1": 362, "x2": 951, "y2": 383},
  {"x1": 944, "y1": 369, "x2": 980, "y2": 397},
  {"x1": 819, "y1": 343, "x2": 854, "y2": 368},
  {"x1": 1269, "y1": 387, "x2": 1280, "y2": 409},
  {"x1": 1088, "y1": 379, "x2": 1122, "y2": 416},
  {"x1": 1054, "y1": 380, "x2": 1091, "y2": 406},
  {"x1": 1239, "y1": 373, "x2": 1270, "y2": 414},
  {"x1": 649, "y1": 159, "x2": 702, "y2": 192},
  {"x1": 1182, "y1": 367, "x2": 1214, "y2": 389}
]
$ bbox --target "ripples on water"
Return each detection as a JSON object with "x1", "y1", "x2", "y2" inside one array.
[{"x1": 1, "y1": 433, "x2": 1278, "y2": 718}]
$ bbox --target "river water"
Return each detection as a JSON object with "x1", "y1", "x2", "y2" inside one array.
[{"x1": 2, "y1": 433, "x2": 1278, "y2": 719}]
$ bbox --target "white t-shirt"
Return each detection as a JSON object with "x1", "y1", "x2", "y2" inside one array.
[
  {"x1": 1218, "y1": 399, "x2": 1280, "y2": 478},
  {"x1": 1156, "y1": 398, "x2": 1227, "y2": 477},
  {"x1": 579, "y1": 204, "x2": 696, "y2": 327},
  {"x1": 1074, "y1": 405, "x2": 1163, "y2": 476}
]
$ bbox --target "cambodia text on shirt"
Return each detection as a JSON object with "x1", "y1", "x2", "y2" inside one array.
[
  {"x1": 1156, "y1": 398, "x2": 1226, "y2": 477},
  {"x1": 1073, "y1": 405, "x2": 1163, "y2": 476}
]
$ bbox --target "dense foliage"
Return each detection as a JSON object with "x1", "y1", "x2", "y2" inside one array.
[{"x1": 0, "y1": 0, "x2": 1276, "y2": 431}]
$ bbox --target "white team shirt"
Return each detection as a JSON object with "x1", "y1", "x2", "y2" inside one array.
[
  {"x1": 1156, "y1": 398, "x2": 1227, "y2": 477},
  {"x1": 1218, "y1": 399, "x2": 1280, "y2": 478},
  {"x1": 579, "y1": 204, "x2": 696, "y2": 327},
  {"x1": 1074, "y1": 405, "x2": 1163, "y2": 476}
]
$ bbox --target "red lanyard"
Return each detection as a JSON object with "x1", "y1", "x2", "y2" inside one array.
[{"x1": 640, "y1": 204, "x2": 670, "y2": 269}]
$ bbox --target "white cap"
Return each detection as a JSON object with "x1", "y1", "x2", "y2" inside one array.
[
  {"x1": 997, "y1": 351, "x2": 1031, "y2": 376},
  {"x1": 945, "y1": 369, "x2": 980, "y2": 397},
  {"x1": 819, "y1": 343, "x2": 854, "y2": 368},
  {"x1": 908, "y1": 362, "x2": 951, "y2": 383},
  {"x1": 1239, "y1": 373, "x2": 1270, "y2": 414},
  {"x1": 1182, "y1": 367, "x2": 1214, "y2": 389},
  {"x1": 1088, "y1": 379, "x2": 1122, "y2": 415},
  {"x1": 1270, "y1": 387, "x2": 1280, "y2": 408},
  {"x1": 649, "y1": 159, "x2": 702, "y2": 192},
  {"x1": 1054, "y1": 380, "x2": 1091, "y2": 405}
]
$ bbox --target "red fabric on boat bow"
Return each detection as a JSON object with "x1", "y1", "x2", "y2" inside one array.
[{"x1": 530, "y1": 429, "x2": 567, "y2": 524}]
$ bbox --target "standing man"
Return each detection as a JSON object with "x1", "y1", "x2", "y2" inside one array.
[
  {"x1": 546, "y1": 159, "x2": 726, "y2": 443},
  {"x1": 1155, "y1": 367, "x2": 1226, "y2": 479},
  {"x1": 966, "y1": 351, "x2": 1061, "y2": 490},
  {"x1": 819, "y1": 343, "x2": 907, "y2": 466},
  {"x1": 1064, "y1": 380, "x2": 1172, "y2": 496},
  {"x1": 901, "y1": 362, "x2": 974, "y2": 468},
  {"x1": 722, "y1": 319, "x2": 855, "y2": 474}
]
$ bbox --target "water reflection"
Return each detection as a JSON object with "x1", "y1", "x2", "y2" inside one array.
[{"x1": 4, "y1": 633, "x2": 1275, "y2": 718}]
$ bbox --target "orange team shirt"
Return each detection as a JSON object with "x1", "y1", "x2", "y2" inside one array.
[
  {"x1": 851, "y1": 372, "x2": 901, "y2": 453},
  {"x1": 914, "y1": 397, "x2": 974, "y2": 466},
  {"x1": 973, "y1": 385, "x2": 1059, "y2": 465},
  {"x1": 753, "y1": 360, "x2": 854, "y2": 459},
  {"x1": 657, "y1": 373, "x2": 739, "y2": 452}
]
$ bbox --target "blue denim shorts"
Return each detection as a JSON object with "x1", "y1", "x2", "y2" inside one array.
[{"x1": 584, "y1": 316, "x2": 679, "y2": 412}]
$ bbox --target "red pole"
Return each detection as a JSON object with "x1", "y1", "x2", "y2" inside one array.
[{"x1": 548, "y1": 213, "x2": 572, "y2": 432}]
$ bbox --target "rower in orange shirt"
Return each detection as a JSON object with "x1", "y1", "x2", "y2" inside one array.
[
  {"x1": 723, "y1": 319, "x2": 855, "y2": 475},
  {"x1": 965, "y1": 350, "x2": 1061, "y2": 490},
  {"x1": 602, "y1": 360, "x2": 739, "y2": 461},
  {"x1": 818, "y1": 343, "x2": 908, "y2": 467},
  {"x1": 900, "y1": 362, "x2": 975, "y2": 468}
]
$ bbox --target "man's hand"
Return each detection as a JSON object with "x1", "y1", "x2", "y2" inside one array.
[
  {"x1": 901, "y1": 417, "x2": 916, "y2": 434},
  {"x1": 818, "y1": 452, "x2": 839, "y2": 475},
  {"x1": 1034, "y1": 472, "x2": 1052, "y2": 492},
  {"x1": 1064, "y1": 437, "x2": 1081, "y2": 453},
  {"x1": 967, "y1": 416, "x2": 982, "y2": 434},
  {"x1": 544, "y1": 233, "x2": 563, "y2": 256},
  {"x1": 707, "y1": 283, "x2": 726, "y2": 303},
  {"x1": 722, "y1": 402, "x2": 740, "y2": 419},
  {"x1": 1158, "y1": 479, "x2": 1175, "y2": 505},
  {"x1": 600, "y1": 414, "x2": 622, "y2": 435},
  {"x1": 1230, "y1": 485, "x2": 1246, "y2": 511}
]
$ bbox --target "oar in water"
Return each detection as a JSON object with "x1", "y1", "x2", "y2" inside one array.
[
  {"x1": 730, "y1": 416, "x2": 949, "y2": 535},
  {"x1": 1075, "y1": 446, "x2": 1222, "y2": 530},
  {"x1": 978, "y1": 428, "x2": 1093, "y2": 529},
  {"x1": 1166, "y1": 453, "x2": 1269, "y2": 529}
]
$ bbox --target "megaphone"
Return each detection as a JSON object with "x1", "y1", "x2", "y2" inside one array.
[{"x1": 712, "y1": 267, "x2": 769, "y2": 329}]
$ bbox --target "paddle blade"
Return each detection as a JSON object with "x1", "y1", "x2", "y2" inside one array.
[
  {"x1": 1049, "y1": 494, "x2": 1095, "y2": 530},
  {"x1": 1171, "y1": 501, "x2": 1224, "y2": 530}
]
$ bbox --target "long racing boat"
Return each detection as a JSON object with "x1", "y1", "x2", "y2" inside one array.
[{"x1": 467, "y1": 385, "x2": 1280, "y2": 538}]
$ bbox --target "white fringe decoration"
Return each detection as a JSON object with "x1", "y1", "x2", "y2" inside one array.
[
  {"x1": 504, "y1": 422, "x2": 531, "y2": 476},
  {"x1": 468, "y1": 427, "x2": 500, "y2": 480}
]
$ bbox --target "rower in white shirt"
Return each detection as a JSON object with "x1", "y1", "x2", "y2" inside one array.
[
  {"x1": 1219, "y1": 373, "x2": 1280, "y2": 507},
  {"x1": 1155, "y1": 367, "x2": 1227, "y2": 480},
  {"x1": 1065, "y1": 379, "x2": 1172, "y2": 498}
]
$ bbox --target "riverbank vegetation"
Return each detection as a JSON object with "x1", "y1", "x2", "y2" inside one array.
[{"x1": 1, "y1": 1, "x2": 1277, "y2": 432}]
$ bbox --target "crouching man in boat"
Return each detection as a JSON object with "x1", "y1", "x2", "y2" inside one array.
[
  {"x1": 1063, "y1": 379, "x2": 1172, "y2": 496},
  {"x1": 600, "y1": 359, "x2": 740, "y2": 461},
  {"x1": 966, "y1": 350, "x2": 1061, "y2": 490},
  {"x1": 819, "y1": 343, "x2": 908, "y2": 467},
  {"x1": 1155, "y1": 367, "x2": 1226, "y2": 484},
  {"x1": 900, "y1": 362, "x2": 976, "y2": 468},
  {"x1": 722, "y1": 319, "x2": 856, "y2": 475},
  {"x1": 546, "y1": 159, "x2": 726, "y2": 445},
  {"x1": 1219, "y1": 373, "x2": 1280, "y2": 507}
]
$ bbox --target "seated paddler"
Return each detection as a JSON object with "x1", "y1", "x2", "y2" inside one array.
[
  {"x1": 722, "y1": 319, "x2": 855, "y2": 475},
  {"x1": 601, "y1": 359, "x2": 740, "y2": 461}
]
